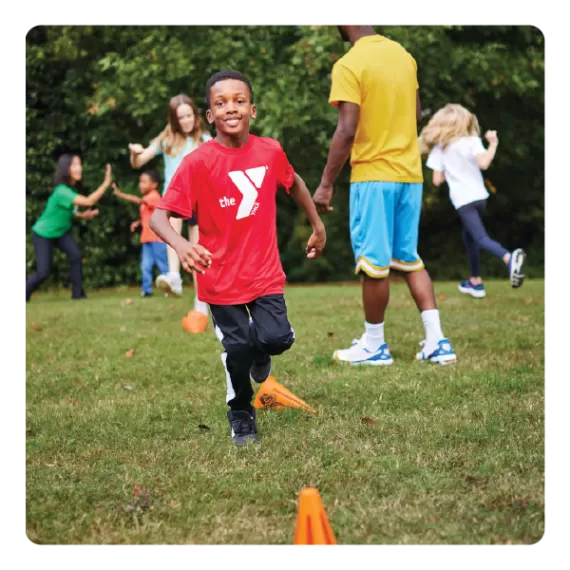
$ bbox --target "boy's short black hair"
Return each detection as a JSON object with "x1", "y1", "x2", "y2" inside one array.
[
  {"x1": 142, "y1": 169, "x2": 161, "y2": 186},
  {"x1": 205, "y1": 70, "x2": 254, "y2": 109}
]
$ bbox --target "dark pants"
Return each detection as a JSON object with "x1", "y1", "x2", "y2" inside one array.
[
  {"x1": 209, "y1": 294, "x2": 295, "y2": 411},
  {"x1": 456, "y1": 200, "x2": 509, "y2": 277},
  {"x1": 26, "y1": 231, "x2": 84, "y2": 301}
]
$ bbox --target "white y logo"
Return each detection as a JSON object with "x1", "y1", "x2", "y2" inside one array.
[{"x1": 228, "y1": 166, "x2": 267, "y2": 219}]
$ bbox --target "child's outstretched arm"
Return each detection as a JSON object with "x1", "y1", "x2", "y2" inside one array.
[
  {"x1": 150, "y1": 208, "x2": 212, "y2": 274},
  {"x1": 290, "y1": 173, "x2": 326, "y2": 259},
  {"x1": 113, "y1": 183, "x2": 143, "y2": 205},
  {"x1": 73, "y1": 164, "x2": 112, "y2": 207},
  {"x1": 476, "y1": 130, "x2": 499, "y2": 171}
]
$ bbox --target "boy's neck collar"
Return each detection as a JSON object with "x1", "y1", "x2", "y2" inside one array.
[{"x1": 214, "y1": 132, "x2": 251, "y2": 149}]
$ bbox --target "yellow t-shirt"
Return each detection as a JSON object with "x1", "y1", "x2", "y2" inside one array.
[{"x1": 329, "y1": 35, "x2": 423, "y2": 183}]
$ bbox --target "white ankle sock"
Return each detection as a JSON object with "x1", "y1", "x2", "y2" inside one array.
[
  {"x1": 194, "y1": 297, "x2": 209, "y2": 317},
  {"x1": 364, "y1": 321, "x2": 385, "y2": 351},
  {"x1": 421, "y1": 309, "x2": 445, "y2": 347}
]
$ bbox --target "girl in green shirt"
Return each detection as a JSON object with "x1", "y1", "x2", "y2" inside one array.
[{"x1": 26, "y1": 154, "x2": 112, "y2": 301}]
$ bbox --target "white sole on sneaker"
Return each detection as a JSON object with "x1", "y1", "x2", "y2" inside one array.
[
  {"x1": 416, "y1": 353, "x2": 457, "y2": 365},
  {"x1": 458, "y1": 284, "x2": 486, "y2": 298},
  {"x1": 332, "y1": 352, "x2": 394, "y2": 366},
  {"x1": 509, "y1": 249, "x2": 526, "y2": 288}
]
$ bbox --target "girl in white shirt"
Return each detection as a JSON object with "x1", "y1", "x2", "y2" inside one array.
[{"x1": 419, "y1": 104, "x2": 525, "y2": 298}]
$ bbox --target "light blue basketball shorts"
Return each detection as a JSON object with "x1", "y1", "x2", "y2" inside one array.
[{"x1": 349, "y1": 181, "x2": 425, "y2": 277}]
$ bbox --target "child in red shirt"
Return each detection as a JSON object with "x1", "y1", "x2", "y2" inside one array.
[
  {"x1": 151, "y1": 70, "x2": 326, "y2": 446},
  {"x1": 113, "y1": 170, "x2": 168, "y2": 297}
]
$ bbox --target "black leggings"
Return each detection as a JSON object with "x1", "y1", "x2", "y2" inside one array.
[{"x1": 26, "y1": 231, "x2": 84, "y2": 301}]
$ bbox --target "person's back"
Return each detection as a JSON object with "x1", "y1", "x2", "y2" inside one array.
[
  {"x1": 429, "y1": 137, "x2": 489, "y2": 209},
  {"x1": 331, "y1": 34, "x2": 422, "y2": 183},
  {"x1": 313, "y1": 26, "x2": 456, "y2": 367}
]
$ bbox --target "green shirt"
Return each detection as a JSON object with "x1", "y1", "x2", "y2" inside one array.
[{"x1": 32, "y1": 184, "x2": 79, "y2": 239}]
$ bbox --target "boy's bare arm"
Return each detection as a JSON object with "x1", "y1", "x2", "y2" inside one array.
[
  {"x1": 290, "y1": 173, "x2": 326, "y2": 259},
  {"x1": 150, "y1": 208, "x2": 212, "y2": 274},
  {"x1": 112, "y1": 183, "x2": 143, "y2": 205}
]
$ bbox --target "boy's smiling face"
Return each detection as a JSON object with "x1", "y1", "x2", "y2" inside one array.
[{"x1": 206, "y1": 78, "x2": 256, "y2": 140}]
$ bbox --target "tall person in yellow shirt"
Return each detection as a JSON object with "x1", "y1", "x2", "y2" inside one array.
[{"x1": 313, "y1": 26, "x2": 457, "y2": 365}]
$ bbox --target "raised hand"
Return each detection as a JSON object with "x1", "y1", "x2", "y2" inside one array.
[
  {"x1": 103, "y1": 164, "x2": 112, "y2": 187},
  {"x1": 484, "y1": 130, "x2": 499, "y2": 145},
  {"x1": 130, "y1": 220, "x2": 140, "y2": 233},
  {"x1": 112, "y1": 182, "x2": 121, "y2": 196},
  {"x1": 129, "y1": 143, "x2": 144, "y2": 155}
]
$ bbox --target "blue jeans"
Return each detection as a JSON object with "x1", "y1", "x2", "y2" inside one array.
[
  {"x1": 141, "y1": 242, "x2": 168, "y2": 294},
  {"x1": 456, "y1": 200, "x2": 509, "y2": 276}
]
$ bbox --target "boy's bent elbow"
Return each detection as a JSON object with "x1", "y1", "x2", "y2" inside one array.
[{"x1": 149, "y1": 209, "x2": 163, "y2": 232}]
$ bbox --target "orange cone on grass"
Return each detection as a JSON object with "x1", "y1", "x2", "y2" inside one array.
[
  {"x1": 253, "y1": 376, "x2": 317, "y2": 414},
  {"x1": 293, "y1": 487, "x2": 337, "y2": 545},
  {"x1": 181, "y1": 310, "x2": 208, "y2": 334}
]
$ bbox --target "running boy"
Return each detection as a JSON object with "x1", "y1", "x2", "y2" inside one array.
[{"x1": 150, "y1": 70, "x2": 326, "y2": 446}]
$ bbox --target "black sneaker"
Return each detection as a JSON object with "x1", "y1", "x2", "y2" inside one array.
[
  {"x1": 227, "y1": 408, "x2": 260, "y2": 446},
  {"x1": 250, "y1": 353, "x2": 271, "y2": 384}
]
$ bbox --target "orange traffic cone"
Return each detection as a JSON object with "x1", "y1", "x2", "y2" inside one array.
[
  {"x1": 182, "y1": 310, "x2": 208, "y2": 334},
  {"x1": 293, "y1": 487, "x2": 337, "y2": 545},
  {"x1": 253, "y1": 376, "x2": 317, "y2": 414}
]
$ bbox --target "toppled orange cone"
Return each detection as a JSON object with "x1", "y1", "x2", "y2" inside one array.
[
  {"x1": 253, "y1": 376, "x2": 316, "y2": 414},
  {"x1": 182, "y1": 310, "x2": 208, "y2": 334},
  {"x1": 293, "y1": 487, "x2": 337, "y2": 545}
]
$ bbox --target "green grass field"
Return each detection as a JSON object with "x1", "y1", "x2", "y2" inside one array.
[{"x1": 25, "y1": 280, "x2": 544, "y2": 544}]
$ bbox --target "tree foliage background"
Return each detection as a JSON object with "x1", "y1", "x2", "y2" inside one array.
[{"x1": 26, "y1": 26, "x2": 544, "y2": 289}]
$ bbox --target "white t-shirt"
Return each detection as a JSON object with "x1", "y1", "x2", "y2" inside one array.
[{"x1": 426, "y1": 136, "x2": 489, "y2": 209}]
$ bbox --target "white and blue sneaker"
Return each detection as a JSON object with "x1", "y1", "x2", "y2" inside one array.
[
  {"x1": 333, "y1": 334, "x2": 393, "y2": 366},
  {"x1": 416, "y1": 338, "x2": 457, "y2": 365},
  {"x1": 458, "y1": 280, "x2": 486, "y2": 298}
]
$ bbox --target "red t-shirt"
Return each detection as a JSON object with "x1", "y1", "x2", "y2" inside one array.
[
  {"x1": 157, "y1": 135, "x2": 295, "y2": 305},
  {"x1": 139, "y1": 190, "x2": 163, "y2": 243}
]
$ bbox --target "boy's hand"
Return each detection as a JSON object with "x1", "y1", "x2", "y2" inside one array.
[
  {"x1": 306, "y1": 224, "x2": 326, "y2": 259},
  {"x1": 313, "y1": 184, "x2": 334, "y2": 214},
  {"x1": 484, "y1": 130, "x2": 498, "y2": 145},
  {"x1": 130, "y1": 220, "x2": 140, "y2": 232},
  {"x1": 175, "y1": 241, "x2": 213, "y2": 275}
]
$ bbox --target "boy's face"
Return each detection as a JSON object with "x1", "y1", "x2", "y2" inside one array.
[
  {"x1": 139, "y1": 173, "x2": 157, "y2": 194},
  {"x1": 206, "y1": 79, "x2": 256, "y2": 137}
]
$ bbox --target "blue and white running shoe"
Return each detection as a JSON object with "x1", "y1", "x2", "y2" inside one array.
[
  {"x1": 416, "y1": 338, "x2": 457, "y2": 365},
  {"x1": 458, "y1": 280, "x2": 486, "y2": 298},
  {"x1": 333, "y1": 334, "x2": 393, "y2": 366},
  {"x1": 508, "y1": 249, "x2": 526, "y2": 288}
]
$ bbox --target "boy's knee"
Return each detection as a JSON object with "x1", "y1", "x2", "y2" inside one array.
[{"x1": 258, "y1": 328, "x2": 295, "y2": 356}]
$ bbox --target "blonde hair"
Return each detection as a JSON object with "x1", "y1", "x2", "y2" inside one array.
[
  {"x1": 152, "y1": 94, "x2": 208, "y2": 157},
  {"x1": 418, "y1": 103, "x2": 480, "y2": 155}
]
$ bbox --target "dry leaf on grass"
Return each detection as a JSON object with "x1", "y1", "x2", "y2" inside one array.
[
  {"x1": 125, "y1": 349, "x2": 135, "y2": 357},
  {"x1": 439, "y1": 294, "x2": 446, "y2": 301},
  {"x1": 31, "y1": 322, "x2": 43, "y2": 331},
  {"x1": 361, "y1": 417, "x2": 376, "y2": 425},
  {"x1": 327, "y1": 332, "x2": 335, "y2": 337},
  {"x1": 125, "y1": 298, "x2": 134, "y2": 305},
  {"x1": 122, "y1": 385, "x2": 133, "y2": 390}
]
